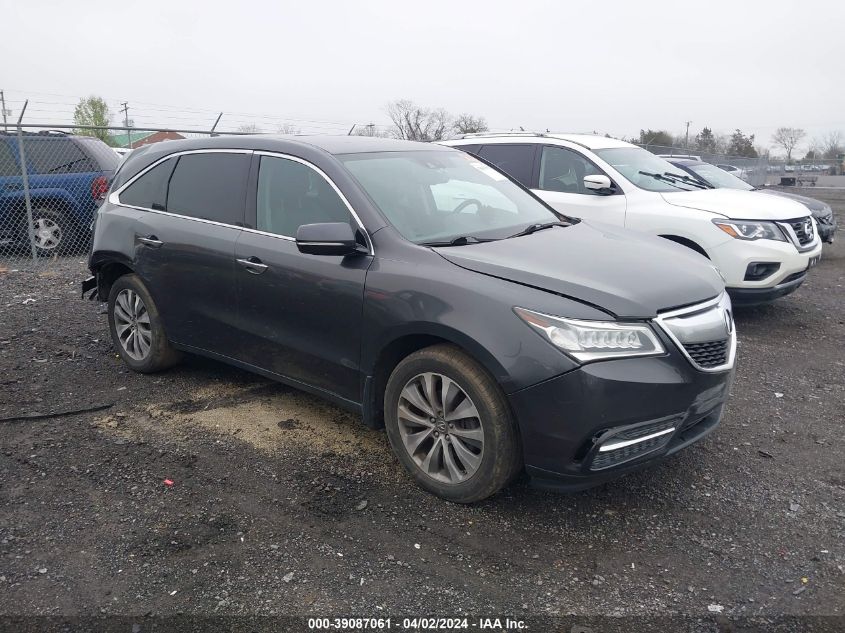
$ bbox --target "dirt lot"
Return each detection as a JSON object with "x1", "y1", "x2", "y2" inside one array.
[{"x1": 1, "y1": 190, "x2": 844, "y2": 631}]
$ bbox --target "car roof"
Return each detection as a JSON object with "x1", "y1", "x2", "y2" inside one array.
[
  {"x1": 442, "y1": 133, "x2": 634, "y2": 150},
  {"x1": 128, "y1": 134, "x2": 438, "y2": 157}
]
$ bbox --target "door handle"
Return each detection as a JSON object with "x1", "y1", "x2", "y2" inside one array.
[
  {"x1": 137, "y1": 235, "x2": 163, "y2": 248},
  {"x1": 236, "y1": 256, "x2": 269, "y2": 274}
]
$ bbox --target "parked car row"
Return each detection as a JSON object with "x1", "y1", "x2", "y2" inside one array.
[
  {"x1": 0, "y1": 131, "x2": 118, "y2": 255},
  {"x1": 84, "y1": 134, "x2": 742, "y2": 503}
]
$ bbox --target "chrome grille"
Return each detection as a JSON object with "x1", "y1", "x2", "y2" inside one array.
[
  {"x1": 655, "y1": 293, "x2": 735, "y2": 373},
  {"x1": 683, "y1": 340, "x2": 729, "y2": 368},
  {"x1": 789, "y1": 219, "x2": 814, "y2": 245}
]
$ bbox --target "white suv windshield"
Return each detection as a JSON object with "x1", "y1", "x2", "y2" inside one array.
[
  {"x1": 341, "y1": 151, "x2": 560, "y2": 244},
  {"x1": 687, "y1": 163, "x2": 754, "y2": 190},
  {"x1": 594, "y1": 147, "x2": 702, "y2": 192}
]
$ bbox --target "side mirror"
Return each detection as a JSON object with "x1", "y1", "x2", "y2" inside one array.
[
  {"x1": 296, "y1": 222, "x2": 363, "y2": 256},
  {"x1": 584, "y1": 174, "x2": 614, "y2": 194}
]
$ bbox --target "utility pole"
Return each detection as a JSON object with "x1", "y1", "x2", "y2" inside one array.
[
  {"x1": 685, "y1": 120, "x2": 692, "y2": 149},
  {"x1": 121, "y1": 102, "x2": 131, "y2": 149},
  {"x1": 1, "y1": 90, "x2": 8, "y2": 132}
]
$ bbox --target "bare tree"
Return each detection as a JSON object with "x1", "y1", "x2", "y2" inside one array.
[
  {"x1": 387, "y1": 99, "x2": 452, "y2": 141},
  {"x1": 453, "y1": 113, "x2": 488, "y2": 135},
  {"x1": 821, "y1": 131, "x2": 843, "y2": 159},
  {"x1": 771, "y1": 127, "x2": 806, "y2": 162},
  {"x1": 277, "y1": 123, "x2": 301, "y2": 135},
  {"x1": 237, "y1": 123, "x2": 263, "y2": 134}
]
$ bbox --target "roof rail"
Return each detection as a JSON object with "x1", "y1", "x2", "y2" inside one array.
[{"x1": 458, "y1": 131, "x2": 547, "y2": 140}]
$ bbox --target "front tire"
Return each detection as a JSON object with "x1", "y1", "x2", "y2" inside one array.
[
  {"x1": 107, "y1": 274, "x2": 181, "y2": 373},
  {"x1": 384, "y1": 344, "x2": 522, "y2": 503}
]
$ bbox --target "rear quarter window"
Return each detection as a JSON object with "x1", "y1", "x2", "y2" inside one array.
[
  {"x1": 74, "y1": 137, "x2": 119, "y2": 172},
  {"x1": 23, "y1": 137, "x2": 98, "y2": 174},
  {"x1": 0, "y1": 139, "x2": 19, "y2": 176}
]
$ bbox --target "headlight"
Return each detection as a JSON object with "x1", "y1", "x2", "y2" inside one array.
[
  {"x1": 514, "y1": 308, "x2": 665, "y2": 362},
  {"x1": 712, "y1": 219, "x2": 786, "y2": 242}
]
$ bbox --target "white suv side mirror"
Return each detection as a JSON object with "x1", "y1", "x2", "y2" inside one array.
[{"x1": 584, "y1": 174, "x2": 613, "y2": 192}]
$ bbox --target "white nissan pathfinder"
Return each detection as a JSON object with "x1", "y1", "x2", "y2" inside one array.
[{"x1": 442, "y1": 134, "x2": 822, "y2": 305}]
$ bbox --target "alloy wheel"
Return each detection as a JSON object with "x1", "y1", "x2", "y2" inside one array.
[
  {"x1": 32, "y1": 217, "x2": 62, "y2": 251},
  {"x1": 397, "y1": 372, "x2": 484, "y2": 484},
  {"x1": 114, "y1": 289, "x2": 152, "y2": 360}
]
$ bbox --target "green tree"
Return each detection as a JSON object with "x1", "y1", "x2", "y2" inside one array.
[
  {"x1": 695, "y1": 127, "x2": 717, "y2": 153},
  {"x1": 73, "y1": 96, "x2": 113, "y2": 145},
  {"x1": 636, "y1": 129, "x2": 673, "y2": 147},
  {"x1": 727, "y1": 129, "x2": 758, "y2": 157}
]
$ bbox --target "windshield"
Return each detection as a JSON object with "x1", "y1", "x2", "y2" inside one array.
[
  {"x1": 686, "y1": 163, "x2": 754, "y2": 191},
  {"x1": 340, "y1": 150, "x2": 560, "y2": 244},
  {"x1": 594, "y1": 147, "x2": 702, "y2": 192}
]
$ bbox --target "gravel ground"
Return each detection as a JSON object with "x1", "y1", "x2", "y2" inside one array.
[{"x1": 0, "y1": 192, "x2": 843, "y2": 631}]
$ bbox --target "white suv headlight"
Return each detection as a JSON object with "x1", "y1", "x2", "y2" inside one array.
[
  {"x1": 712, "y1": 219, "x2": 786, "y2": 242},
  {"x1": 514, "y1": 308, "x2": 665, "y2": 362}
]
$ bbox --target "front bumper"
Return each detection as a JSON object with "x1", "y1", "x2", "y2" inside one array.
[
  {"x1": 709, "y1": 231, "x2": 822, "y2": 298},
  {"x1": 727, "y1": 270, "x2": 807, "y2": 306},
  {"x1": 508, "y1": 353, "x2": 734, "y2": 491},
  {"x1": 816, "y1": 217, "x2": 836, "y2": 243}
]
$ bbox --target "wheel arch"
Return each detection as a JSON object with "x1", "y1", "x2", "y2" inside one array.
[
  {"x1": 361, "y1": 326, "x2": 508, "y2": 429},
  {"x1": 658, "y1": 234, "x2": 710, "y2": 259},
  {"x1": 90, "y1": 255, "x2": 136, "y2": 301}
]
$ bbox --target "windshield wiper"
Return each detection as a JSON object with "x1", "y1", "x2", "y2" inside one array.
[
  {"x1": 420, "y1": 235, "x2": 497, "y2": 247},
  {"x1": 638, "y1": 170, "x2": 699, "y2": 191},
  {"x1": 506, "y1": 221, "x2": 568, "y2": 239},
  {"x1": 664, "y1": 171, "x2": 712, "y2": 189}
]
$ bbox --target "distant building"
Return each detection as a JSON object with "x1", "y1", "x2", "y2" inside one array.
[{"x1": 110, "y1": 130, "x2": 185, "y2": 149}]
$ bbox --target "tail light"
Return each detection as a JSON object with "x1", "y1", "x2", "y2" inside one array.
[{"x1": 92, "y1": 176, "x2": 109, "y2": 201}]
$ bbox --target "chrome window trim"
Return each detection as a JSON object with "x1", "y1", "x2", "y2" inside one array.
[
  {"x1": 253, "y1": 150, "x2": 372, "y2": 255},
  {"x1": 107, "y1": 148, "x2": 374, "y2": 255},
  {"x1": 654, "y1": 292, "x2": 736, "y2": 373}
]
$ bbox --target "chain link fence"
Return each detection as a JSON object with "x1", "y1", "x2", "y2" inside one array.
[{"x1": 0, "y1": 119, "x2": 237, "y2": 273}]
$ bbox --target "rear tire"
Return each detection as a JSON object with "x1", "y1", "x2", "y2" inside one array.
[
  {"x1": 29, "y1": 207, "x2": 73, "y2": 256},
  {"x1": 107, "y1": 274, "x2": 181, "y2": 373},
  {"x1": 384, "y1": 344, "x2": 522, "y2": 503}
]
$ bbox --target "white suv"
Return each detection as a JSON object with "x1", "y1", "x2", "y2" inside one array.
[{"x1": 441, "y1": 134, "x2": 822, "y2": 305}]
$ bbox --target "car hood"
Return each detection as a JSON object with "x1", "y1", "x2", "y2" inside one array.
[
  {"x1": 660, "y1": 188, "x2": 810, "y2": 220},
  {"x1": 434, "y1": 222, "x2": 724, "y2": 319},
  {"x1": 756, "y1": 189, "x2": 830, "y2": 216}
]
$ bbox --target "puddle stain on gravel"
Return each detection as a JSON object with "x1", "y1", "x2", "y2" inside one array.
[{"x1": 145, "y1": 388, "x2": 383, "y2": 457}]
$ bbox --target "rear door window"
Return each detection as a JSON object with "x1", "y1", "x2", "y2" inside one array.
[
  {"x1": 477, "y1": 144, "x2": 535, "y2": 186},
  {"x1": 118, "y1": 158, "x2": 176, "y2": 210},
  {"x1": 166, "y1": 153, "x2": 249, "y2": 225}
]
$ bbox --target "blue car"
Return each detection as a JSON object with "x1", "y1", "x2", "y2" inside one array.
[{"x1": 0, "y1": 131, "x2": 118, "y2": 255}]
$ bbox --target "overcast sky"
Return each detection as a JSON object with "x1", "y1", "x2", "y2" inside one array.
[{"x1": 2, "y1": 0, "x2": 843, "y2": 153}]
